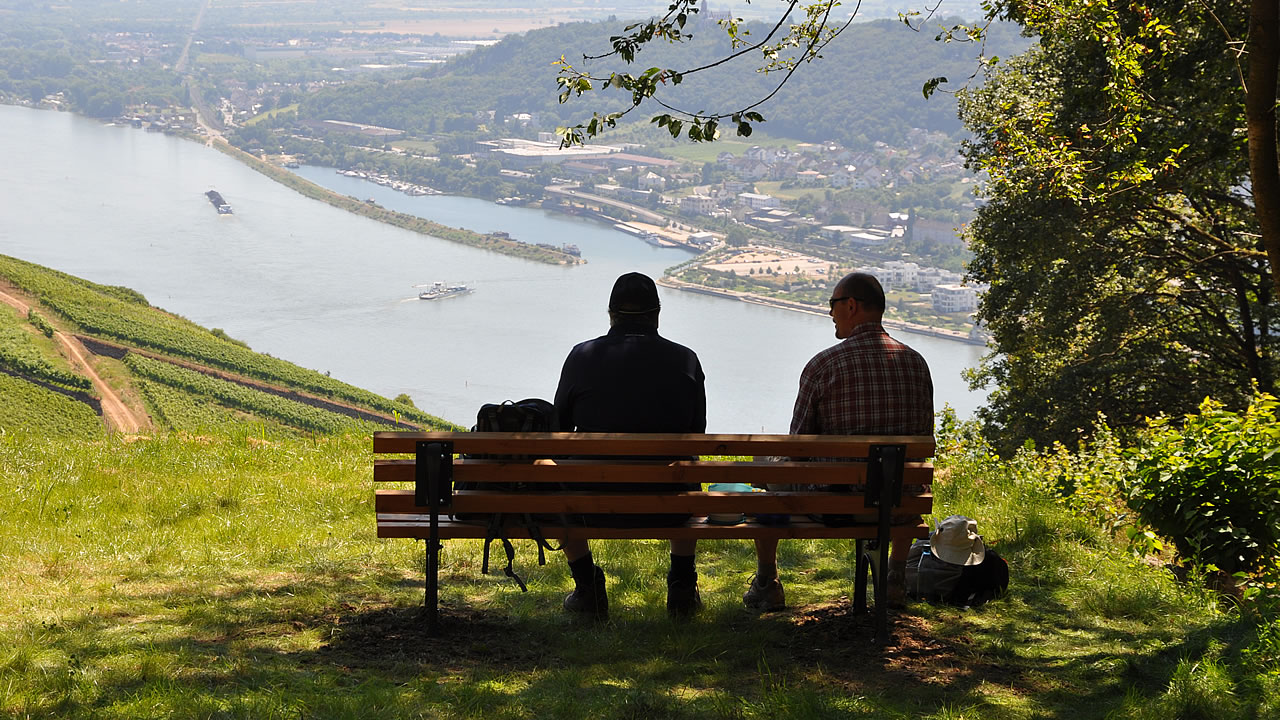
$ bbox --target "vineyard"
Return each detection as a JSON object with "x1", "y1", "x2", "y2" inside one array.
[
  {"x1": 136, "y1": 377, "x2": 276, "y2": 433},
  {"x1": 0, "y1": 305, "x2": 93, "y2": 392},
  {"x1": 0, "y1": 373, "x2": 102, "y2": 438},
  {"x1": 125, "y1": 353, "x2": 384, "y2": 434},
  {"x1": 0, "y1": 254, "x2": 451, "y2": 429}
]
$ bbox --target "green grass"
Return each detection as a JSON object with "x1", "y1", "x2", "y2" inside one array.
[
  {"x1": 2, "y1": 427, "x2": 1274, "y2": 719},
  {"x1": 660, "y1": 134, "x2": 798, "y2": 165},
  {"x1": 244, "y1": 103, "x2": 299, "y2": 127}
]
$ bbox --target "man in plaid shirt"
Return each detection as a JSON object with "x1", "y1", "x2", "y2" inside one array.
[{"x1": 744, "y1": 272, "x2": 934, "y2": 611}]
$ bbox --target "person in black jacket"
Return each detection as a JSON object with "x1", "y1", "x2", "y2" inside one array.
[{"x1": 553, "y1": 272, "x2": 706, "y2": 619}]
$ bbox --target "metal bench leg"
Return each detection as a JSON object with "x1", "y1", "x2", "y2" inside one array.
[
  {"x1": 425, "y1": 538, "x2": 440, "y2": 635},
  {"x1": 873, "y1": 527, "x2": 890, "y2": 645},
  {"x1": 418, "y1": 440, "x2": 452, "y2": 637},
  {"x1": 854, "y1": 539, "x2": 869, "y2": 613}
]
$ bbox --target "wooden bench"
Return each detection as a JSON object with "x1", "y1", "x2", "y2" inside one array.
[{"x1": 373, "y1": 431, "x2": 935, "y2": 643}]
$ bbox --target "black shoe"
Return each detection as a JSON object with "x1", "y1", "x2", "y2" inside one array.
[
  {"x1": 666, "y1": 573, "x2": 703, "y2": 618},
  {"x1": 564, "y1": 565, "x2": 608, "y2": 619}
]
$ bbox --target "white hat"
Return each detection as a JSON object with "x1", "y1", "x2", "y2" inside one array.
[{"x1": 931, "y1": 515, "x2": 986, "y2": 566}]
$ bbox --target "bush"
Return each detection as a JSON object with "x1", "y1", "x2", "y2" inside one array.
[
  {"x1": 27, "y1": 309, "x2": 54, "y2": 338},
  {"x1": 1126, "y1": 394, "x2": 1280, "y2": 575}
]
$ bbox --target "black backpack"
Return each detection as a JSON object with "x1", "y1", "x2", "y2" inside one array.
[
  {"x1": 455, "y1": 398, "x2": 563, "y2": 590},
  {"x1": 906, "y1": 539, "x2": 1009, "y2": 607}
]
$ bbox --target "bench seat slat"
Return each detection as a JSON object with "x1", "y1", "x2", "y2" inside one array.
[
  {"x1": 373, "y1": 431, "x2": 935, "y2": 458},
  {"x1": 376, "y1": 516, "x2": 930, "y2": 541},
  {"x1": 375, "y1": 489, "x2": 933, "y2": 515},
  {"x1": 373, "y1": 458, "x2": 933, "y2": 486}
]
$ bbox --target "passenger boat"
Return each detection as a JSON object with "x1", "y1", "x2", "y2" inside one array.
[{"x1": 418, "y1": 281, "x2": 473, "y2": 300}]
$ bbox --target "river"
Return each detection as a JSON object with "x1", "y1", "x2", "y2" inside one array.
[{"x1": 0, "y1": 104, "x2": 987, "y2": 432}]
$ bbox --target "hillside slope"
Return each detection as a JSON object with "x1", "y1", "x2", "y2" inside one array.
[
  {"x1": 300, "y1": 17, "x2": 1031, "y2": 148},
  {"x1": 0, "y1": 254, "x2": 456, "y2": 437}
]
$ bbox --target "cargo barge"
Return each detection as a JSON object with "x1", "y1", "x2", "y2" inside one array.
[{"x1": 205, "y1": 190, "x2": 233, "y2": 214}]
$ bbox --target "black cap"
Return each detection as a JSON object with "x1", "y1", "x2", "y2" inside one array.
[{"x1": 608, "y1": 272, "x2": 661, "y2": 314}]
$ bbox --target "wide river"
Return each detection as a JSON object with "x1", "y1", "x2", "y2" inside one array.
[{"x1": 0, "y1": 105, "x2": 987, "y2": 432}]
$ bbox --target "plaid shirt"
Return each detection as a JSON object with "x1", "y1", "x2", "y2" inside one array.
[{"x1": 790, "y1": 322, "x2": 934, "y2": 437}]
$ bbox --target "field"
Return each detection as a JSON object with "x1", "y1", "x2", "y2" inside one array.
[{"x1": 2, "y1": 427, "x2": 1274, "y2": 719}]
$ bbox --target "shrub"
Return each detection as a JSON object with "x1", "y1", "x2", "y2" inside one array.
[
  {"x1": 27, "y1": 309, "x2": 54, "y2": 338},
  {"x1": 1125, "y1": 394, "x2": 1280, "y2": 575}
]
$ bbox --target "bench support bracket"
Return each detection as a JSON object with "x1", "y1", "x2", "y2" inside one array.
[
  {"x1": 417, "y1": 440, "x2": 453, "y2": 635},
  {"x1": 866, "y1": 444, "x2": 904, "y2": 646}
]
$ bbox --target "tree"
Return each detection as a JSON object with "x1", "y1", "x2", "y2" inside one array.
[{"x1": 960, "y1": 0, "x2": 1276, "y2": 452}]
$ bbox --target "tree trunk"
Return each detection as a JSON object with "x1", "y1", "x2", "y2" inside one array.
[{"x1": 1248, "y1": 0, "x2": 1280, "y2": 299}]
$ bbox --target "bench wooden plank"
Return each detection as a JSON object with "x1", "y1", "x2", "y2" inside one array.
[
  {"x1": 375, "y1": 489, "x2": 933, "y2": 515},
  {"x1": 373, "y1": 458, "x2": 935, "y2": 486},
  {"x1": 376, "y1": 516, "x2": 930, "y2": 541},
  {"x1": 372, "y1": 431, "x2": 935, "y2": 458}
]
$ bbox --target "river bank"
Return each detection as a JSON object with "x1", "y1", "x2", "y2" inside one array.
[
  {"x1": 206, "y1": 139, "x2": 583, "y2": 266},
  {"x1": 657, "y1": 276, "x2": 990, "y2": 347}
]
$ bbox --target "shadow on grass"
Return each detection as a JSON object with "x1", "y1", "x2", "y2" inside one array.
[{"x1": 10, "y1": 552, "x2": 1256, "y2": 719}]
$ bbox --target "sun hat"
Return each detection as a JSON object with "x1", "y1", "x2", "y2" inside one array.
[{"x1": 930, "y1": 515, "x2": 987, "y2": 566}]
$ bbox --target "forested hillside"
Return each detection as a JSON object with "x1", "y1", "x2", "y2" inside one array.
[{"x1": 300, "y1": 17, "x2": 1030, "y2": 149}]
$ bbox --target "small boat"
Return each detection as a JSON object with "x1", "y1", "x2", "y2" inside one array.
[
  {"x1": 205, "y1": 190, "x2": 233, "y2": 214},
  {"x1": 418, "y1": 281, "x2": 474, "y2": 300}
]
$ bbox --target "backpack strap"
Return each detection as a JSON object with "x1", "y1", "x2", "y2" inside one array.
[{"x1": 480, "y1": 515, "x2": 529, "y2": 592}]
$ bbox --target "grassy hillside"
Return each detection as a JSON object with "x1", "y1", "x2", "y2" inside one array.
[
  {"x1": 1, "y1": 425, "x2": 1274, "y2": 718},
  {"x1": 0, "y1": 254, "x2": 456, "y2": 437}
]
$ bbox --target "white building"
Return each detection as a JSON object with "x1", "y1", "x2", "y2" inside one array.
[
  {"x1": 932, "y1": 283, "x2": 979, "y2": 313},
  {"x1": 879, "y1": 261, "x2": 921, "y2": 290},
  {"x1": 738, "y1": 192, "x2": 780, "y2": 210},
  {"x1": 680, "y1": 194, "x2": 717, "y2": 215}
]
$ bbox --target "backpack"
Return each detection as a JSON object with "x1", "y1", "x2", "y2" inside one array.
[
  {"x1": 455, "y1": 398, "x2": 563, "y2": 591},
  {"x1": 905, "y1": 539, "x2": 1009, "y2": 606}
]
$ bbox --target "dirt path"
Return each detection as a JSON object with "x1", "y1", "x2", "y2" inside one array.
[{"x1": 0, "y1": 287, "x2": 149, "y2": 433}]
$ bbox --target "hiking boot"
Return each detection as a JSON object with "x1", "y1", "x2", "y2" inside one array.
[
  {"x1": 563, "y1": 565, "x2": 608, "y2": 619},
  {"x1": 666, "y1": 573, "x2": 703, "y2": 618},
  {"x1": 742, "y1": 575, "x2": 785, "y2": 611}
]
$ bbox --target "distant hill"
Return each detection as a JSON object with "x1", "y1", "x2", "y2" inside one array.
[
  {"x1": 0, "y1": 254, "x2": 455, "y2": 437},
  {"x1": 299, "y1": 16, "x2": 1030, "y2": 149}
]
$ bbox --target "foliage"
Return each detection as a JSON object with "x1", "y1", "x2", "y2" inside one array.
[
  {"x1": 1127, "y1": 395, "x2": 1280, "y2": 578},
  {"x1": 959, "y1": 0, "x2": 1275, "y2": 452},
  {"x1": 0, "y1": 373, "x2": 101, "y2": 439},
  {"x1": 124, "y1": 353, "x2": 377, "y2": 435},
  {"x1": 0, "y1": 310, "x2": 93, "y2": 392},
  {"x1": 26, "y1": 308, "x2": 54, "y2": 338},
  {"x1": 136, "y1": 377, "x2": 267, "y2": 434}
]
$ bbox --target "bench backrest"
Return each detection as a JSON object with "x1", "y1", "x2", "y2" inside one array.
[{"x1": 373, "y1": 432, "x2": 935, "y2": 518}]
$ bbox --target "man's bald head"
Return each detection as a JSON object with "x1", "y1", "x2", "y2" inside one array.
[{"x1": 835, "y1": 272, "x2": 886, "y2": 314}]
